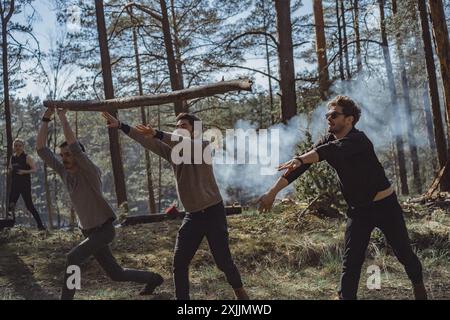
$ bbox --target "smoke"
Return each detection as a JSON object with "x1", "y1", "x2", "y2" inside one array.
[
  {"x1": 325, "y1": 75, "x2": 431, "y2": 149},
  {"x1": 211, "y1": 72, "x2": 429, "y2": 204},
  {"x1": 212, "y1": 116, "x2": 311, "y2": 204}
]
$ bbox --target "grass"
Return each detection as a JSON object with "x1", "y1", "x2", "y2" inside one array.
[{"x1": 0, "y1": 201, "x2": 449, "y2": 300}]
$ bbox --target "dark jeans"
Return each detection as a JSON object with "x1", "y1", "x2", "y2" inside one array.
[
  {"x1": 173, "y1": 201, "x2": 243, "y2": 300},
  {"x1": 61, "y1": 221, "x2": 160, "y2": 300},
  {"x1": 9, "y1": 183, "x2": 44, "y2": 229},
  {"x1": 339, "y1": 192, "x2": 423, "y2": 300}
]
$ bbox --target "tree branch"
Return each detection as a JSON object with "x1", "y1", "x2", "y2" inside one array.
[
  {"x1": 4, "y1": 0, "x2": 15, "y2": 23},
  {"x1": 225, "y1": 31, "x2": 279, "y2": 51},
  {"x1": 124, "y1": 2, "x2": 162, "y2": 21},
  {"x1": 214, "y1": 63, "x2": 280, "y2": 83}
]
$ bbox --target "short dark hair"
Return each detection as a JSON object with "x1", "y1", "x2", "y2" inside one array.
[
  {"x1": 327, "y1": 95, "x2": 361, "y2": 126},
  {"x1": 175, "y1": 113, "x2": 201, "y2": 128},
  {"x1": 59, "y1": 141, "x2": 86, "y2": 152}
]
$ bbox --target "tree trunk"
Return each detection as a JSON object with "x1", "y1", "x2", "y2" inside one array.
[
  {"x1": 335, "y1": 0, "x2": 345, "y2": 80},
  {"x1": 43, "y1": 164, "x2": 54, "y2": 230},
  {"x1": 274, "y1": 0, "x2": 297, "y2": 122},
  {"x1": 391, "y1": 142, "x2": 401, "y2": 195},
  {"x1": 159, "y1": 0, "x2": 185, "y2": 115},
  {"x1": 1, "y1": 2, "x2": 14, "y2": 213},
  {"x1": 353, "y1": 0, "x2": 362, "y2": 73},
  {"x1": 51, "y1": 117, "x2": 61, "y2": 228},
  {"x1": 54, "y1": 174, "x2": 60, "y2": 228},
  {"x1": 262, "y1": 0, "x2": 274, "y2": 125},
  {"x1": 340, "y1": 0, "x2": 351, "y2": 79},
  {"x1": 392, "y1": 0, "x2": 422, "y2": 194},
  {"x1": 132, "y1": 25, "x2": 157, "y2": 214},
  {"x1": 428, "y1": 0, "x2": 450, "y2": 190},
  {"x1": 157, "y1": 105, "x2": 162, "y2": 212},
  {"x1": 169, "y1": 0, "x2": 184, "y2": 90},
  {"x1": 422, "y1": 83, "x2": 438, "y2": 173},
  {"x1": 379, "y1": 0, "x2": 409, "y2": 195},
  {"x1": 428, "y1": 0, "x2": 450, "y2": 138},
  {"x1": 71, "y1": 112, "x2": 78, "y2": 228},
  {"x1": 313, "y1": 0, "x2": 329, "y2": 99},
  {"x1": 95, "y1": 0, "x2": 129, "y2": 211},
  {"x1": 417, "y1": 0, "x2": 448, "y2": 185}
]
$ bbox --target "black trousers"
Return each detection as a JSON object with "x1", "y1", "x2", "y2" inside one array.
[
  {"x1": 339, "y1": 192, "x2": 423, "y2": 300},
  {"x1": 173, "y1": 201, "x2": 243, "y2": 300},
  {"x1": 9, "y1": 182, "x2": 44, "y2": 229},
  {"x1": 61, "y1": 221, "x2": 160, "y2": 300}
]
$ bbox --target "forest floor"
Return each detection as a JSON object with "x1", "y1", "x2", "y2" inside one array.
[{"x1": 0, "y1": 198, "x2": 449, "y2": 300}]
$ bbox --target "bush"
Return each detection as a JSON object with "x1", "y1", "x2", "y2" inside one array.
[{"x1": 293, "y1": 132, "x2": 346, "y2": 211}]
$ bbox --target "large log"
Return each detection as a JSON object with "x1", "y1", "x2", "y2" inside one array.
[
  {"x1": 121, "y1": 205, "x2": 245, "y2": 226},
  {"x1": 43, "y1": 79, "x2": 253, "y2": 111}
]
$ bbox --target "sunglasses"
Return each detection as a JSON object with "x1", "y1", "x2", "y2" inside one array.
[{"x1": 326, "y1": 111, "x2": 346, "y2": 119}]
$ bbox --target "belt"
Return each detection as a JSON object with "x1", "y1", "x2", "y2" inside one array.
[
  {"x1": 83, "y1": 217, "x2": 114, "y2": 234},
  {"x1": 189, "y1": 201, "x2": 223, "y2": 214}
]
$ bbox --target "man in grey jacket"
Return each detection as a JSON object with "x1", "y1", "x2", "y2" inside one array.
[
  {"x1": 37, "y1": 107, "x2": 163, "y2": 300},
  {"x1": 102, "y1": 112, "x2": 249, "y2": 300}
]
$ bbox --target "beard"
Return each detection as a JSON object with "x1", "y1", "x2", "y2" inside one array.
[{"x1": 328, "y1": 122, "x2": 345, "y2": 134}]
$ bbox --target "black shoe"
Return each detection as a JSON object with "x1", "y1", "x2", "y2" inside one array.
[
  {"x1": 140, "y1": 273, "x2": 164, "y2": 295},
  {"x1": 413, "y1": 281, "x2": 428, "y2": 300},
  {"x1": 38, "y1": 225, "x2": 47, "y2": 231}
]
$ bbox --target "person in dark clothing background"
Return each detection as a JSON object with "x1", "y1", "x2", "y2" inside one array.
[
  {"x1": 8, "y1": 138, "x2": 46, "y2": 230},
  {"x1": 257, "y1": 95, "x2": 427, "y2": 300}
]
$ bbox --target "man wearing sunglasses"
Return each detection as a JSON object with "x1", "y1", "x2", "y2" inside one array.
[
  {"x1": 36, "y1": 107, "x2": 163, "y2": 300},
  {"x1": 257, "y1": 95, "x2": 426, "y2": 300}
]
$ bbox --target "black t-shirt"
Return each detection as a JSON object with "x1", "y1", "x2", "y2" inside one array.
[
  {"x1": 284, "y1": 127, "x2": 391, "y2": 208},
  {"x1": 11, "y1": 152, "x2": 31, "y2": 185}
]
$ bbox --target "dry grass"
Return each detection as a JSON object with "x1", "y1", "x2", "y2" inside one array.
[{"x1": 0, "y1": 202, "x2": 448, "y2": 300}]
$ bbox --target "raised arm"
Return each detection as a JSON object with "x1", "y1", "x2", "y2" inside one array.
[
  {"x1": 58, "y1": 109, "x2": 99, "y2": 176},
  {"x1": 36, "y1": 108, "x2": 54, "y2": 150},
  {"x1": 57, "y1": 109, "x2": 77, "y2": 145},
  {"x1": 36, "y1": 108, "x2": 65, "y2": 176}
]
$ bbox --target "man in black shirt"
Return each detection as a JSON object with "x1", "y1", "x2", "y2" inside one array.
[{"x1": 257, "y1": 95, "x2": 427, "y2": 300}]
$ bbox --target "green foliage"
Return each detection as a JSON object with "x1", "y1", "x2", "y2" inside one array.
[{"x1": 293, "y1": 131, "x2": 346, "y2": 210}]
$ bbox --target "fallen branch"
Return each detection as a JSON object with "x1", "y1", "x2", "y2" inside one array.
[
  {"x1": 43, "y1": 79, "x2": 253, "y2": 111},
  {"x1": 425, "y1": 165, "x2": 447, "y2": 198},
  {"x1": 297, "y1": 194, "x2": 323, "y2": 222}
]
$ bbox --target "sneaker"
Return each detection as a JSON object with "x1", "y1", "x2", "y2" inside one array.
[{"x1": 140, "y1": 273, "x2": 164, "y2": 295}]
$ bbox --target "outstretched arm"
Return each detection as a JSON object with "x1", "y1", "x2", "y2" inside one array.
[
  {"x1": 102, "y1": 112, "x2": 172, "y2": 162},
  {"x1": 257, "y1": 140, "x2": 325, "y2": 213},
  {"x1": 256, "y1": 176, "x2": 290, "y2": 213}
]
